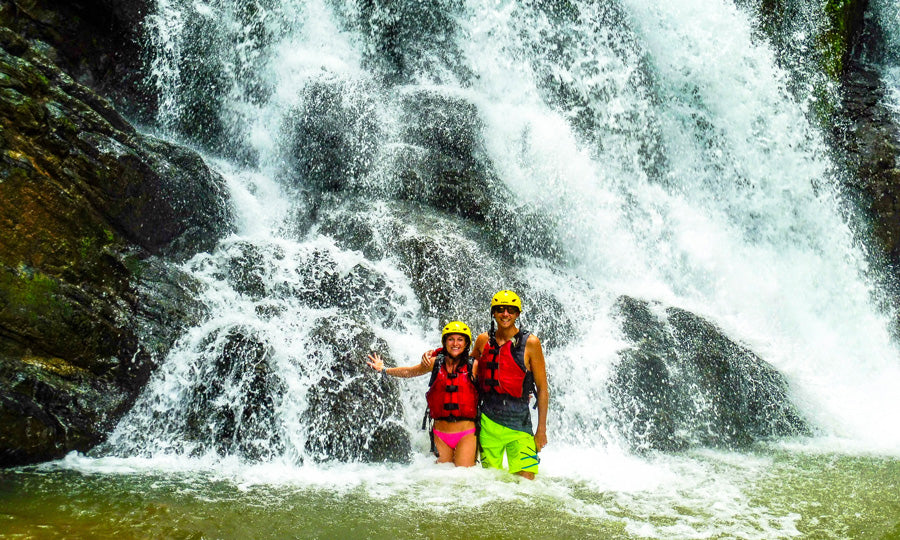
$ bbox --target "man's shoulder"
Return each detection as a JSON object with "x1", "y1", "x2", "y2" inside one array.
[{"x1": 472, "y1": 332, "x2": 490, "y2": 353}]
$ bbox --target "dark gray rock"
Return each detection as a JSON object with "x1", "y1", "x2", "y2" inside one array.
[
  {"x1": 0, "y1": 0, "x2": 153, "y2": 122},
  {"x1": 281, "y1": 79, "x2": 381, "y2": 192},
  {"x1": 0, "y1": 28, "x2": 232, "y2": 467},
  {"x1": 334, "y1": 0, "x2": 470, "y2": 85},
  {"x1": 837, "y1": 60, "x2": 900, "y2": 269},
  {"x1": 302, "y1": 315, "x2": 410, "y2": 463},
  {"x1": 183, "y1": 326, "x2": 285, "y2": 461},
  {"x1": 609, "y1": 296, "x2": 810, "y2": 452}
]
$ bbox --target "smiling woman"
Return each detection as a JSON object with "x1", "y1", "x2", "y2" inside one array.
[{"x1": 367, "y1": 321, "x2": 478, "y2": 467}]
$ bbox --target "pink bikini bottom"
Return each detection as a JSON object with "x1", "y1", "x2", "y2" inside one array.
[{"x1": 433, "y1": 428, "x2": 476, "y2": 449}]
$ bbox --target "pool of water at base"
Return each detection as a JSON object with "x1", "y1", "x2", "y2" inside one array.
[{"x1": 0, "y1": 446, "x2": 898, "y2": 540}]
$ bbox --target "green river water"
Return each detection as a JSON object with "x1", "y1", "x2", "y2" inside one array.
[{"x1": 1, "y1": 447, "x2": 897, "y2": 539}]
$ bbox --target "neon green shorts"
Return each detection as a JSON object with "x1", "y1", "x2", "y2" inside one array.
[{"x1": 479, "y1": 413, "x2": 540, "y2": 475}]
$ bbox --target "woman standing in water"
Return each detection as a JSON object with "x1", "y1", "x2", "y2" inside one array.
[{"x1": 367, "y1": 321, "x2": 478, "y2": 467}]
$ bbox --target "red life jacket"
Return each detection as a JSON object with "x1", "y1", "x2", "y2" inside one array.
[
  {"x1": 477, "y1": 331, "x2": 534, "y2": 399},
  {"x1": 425, "y1": 354, "x2": 478, "y2": 421}
]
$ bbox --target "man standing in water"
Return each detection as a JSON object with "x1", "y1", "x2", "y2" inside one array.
[{"x1": 471, "y1": 290, "x2": 549, "y2": 479}]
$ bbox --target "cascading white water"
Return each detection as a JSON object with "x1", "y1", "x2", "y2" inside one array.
[
  {"x1": 108, "y1": 0, "x2": 900, "y2": 459},
  {"x1": 460, "y1": 0, "x2": 900, "y2": 449},
  {"x1": 79, "y1": 0, "x2": 900, "y2": 536}
]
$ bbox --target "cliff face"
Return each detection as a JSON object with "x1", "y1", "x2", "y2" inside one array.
[{"x1": 0, "y1": 10, "x2": 233, "y2": 466}]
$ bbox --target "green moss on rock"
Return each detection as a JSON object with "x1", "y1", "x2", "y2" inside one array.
[{"x1": 820, "y1": 0, "x2": 856, "y2": 80}]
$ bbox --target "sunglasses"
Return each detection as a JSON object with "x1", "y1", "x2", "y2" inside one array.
[{"x1": 492, "y1": 306, "x2": 520, "y2": 315}]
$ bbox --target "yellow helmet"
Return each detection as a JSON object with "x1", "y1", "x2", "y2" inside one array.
[
  {"x1": 490, "y1": 290, "x2": 523, "y2": 313},
  {"x1": 441, "y1": 320, "x2": 472, "y2": 345}
]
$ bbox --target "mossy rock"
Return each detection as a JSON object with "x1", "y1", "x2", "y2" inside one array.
[{"x1": 0, "y1": 24, "x2": 230, "y2": 467}]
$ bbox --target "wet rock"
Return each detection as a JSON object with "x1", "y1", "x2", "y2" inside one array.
[
  {"x1": 0, "y1": 29, "x2": 234, "y2": 262},
  {"x1": 302, "y1": 316, "x2": 410, "y2": 463},
  {"x1": 0, "y1": 345, "x2": 127, "y2": 465},
  {"x1": 286, "y1": 246, "x2": 408, "y2": 329},
  {"x1": 0, "y1": 29, "x2": 231, "y2": 466},
  {"x1": 183, "y1": 326, "x2": 285, "y2": 461},
  {"x1": 318, "y1": 198, "x2": 573, "y2": 346},
  {"x1": 281, "y1": 79, "x2": 381, "y2": 192},
  {"x1": 226, "y1": 241, "x2": 281, "y2": 300},
  {"x1": 0, "y1": 0, "x2": 153, "y2": 122},
  {"x1": 396, "y1": 90, "x2": 563, "y2": 261},
  {"x1": 837, "y1": 60, "x2": 900, "y2": 269},
  {"x1": 609, "y1": 296, "x2": 810, "y2": 452},
  {"x1": 322, "y1": 200, "x2": 485, "y2": 311},
  {"x1": 336, "y1": 0, "x2": 470, "y2": 84},
  {"x1": 132, "y1": 257, "x2": 208, "y2": 364},
  {"x1": 316, "y1": 199, "x2": 387, "y2": 261},
  {"x1": 393, "y1": 230, "x2": 497, "y2": 323},
  {"x1": 393, "y1": 89, "x2": 495, "y2": 221},
  {"x1": 0, "y1": 255, "x2": 206, "y2": 466}
]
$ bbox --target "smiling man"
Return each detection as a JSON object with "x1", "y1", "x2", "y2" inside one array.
[{"x1": 471, "y1": 290, "x2": 549, "y2": 479}]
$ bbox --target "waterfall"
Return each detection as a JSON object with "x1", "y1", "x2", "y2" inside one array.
[{"x1": 100, "y1": 0, "x2": 900, "y2": 465}]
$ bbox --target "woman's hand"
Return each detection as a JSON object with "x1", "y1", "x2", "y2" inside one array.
[
  {"x1": 367, "y1": 352, "x2": 385, "y2": 372},
  {"x1": 421, "y1": 350, "x2": 437, "y2": 370}
]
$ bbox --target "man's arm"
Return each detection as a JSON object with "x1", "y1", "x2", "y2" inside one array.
[
  {"x1": 470, "y1": 333, "x2": 488, "y2": 381},
  {"x1": 526, "y1": 334, "x2": 549, "y2": 452},
  {"x1": 471, "y1": 332, "x2": 488, "y2": 359}
]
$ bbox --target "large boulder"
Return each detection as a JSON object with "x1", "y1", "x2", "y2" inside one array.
[
  {"x1": 280, "y1": 78, "x2": 381, "y2": 192},
  {"x1": 609, "y1": 296, "x2": 810, "y2": 452},
  {"x1": 334, "y1": 0, "x2": 470, "y2": 85},
  {"x1": 0, "y1": 28, "x2": 232, "y2": 467},
  {"x1": 302, "y1": 316, "x2": 411, "y2": 463},
  {"x1": 836, "y1": 60, "x2": 900, "y2": 270},
  {"x1": 182, "y1": 326, "x2": 285, "y2": 461}
]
